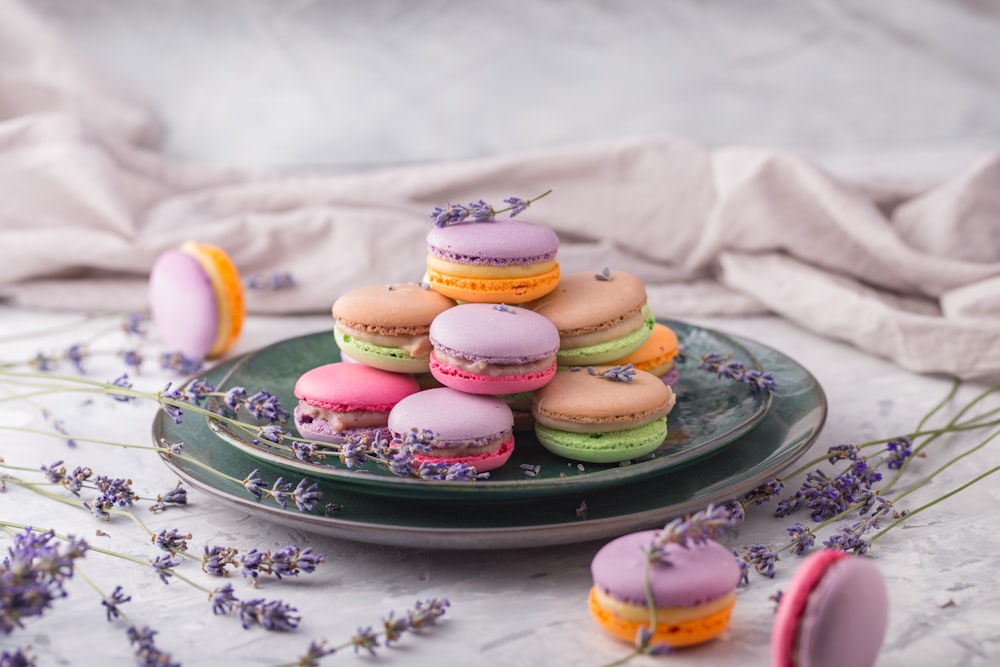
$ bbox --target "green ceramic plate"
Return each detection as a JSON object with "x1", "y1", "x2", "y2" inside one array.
[
  {"x1": 154, "y1": 334, "x2": 825, "y2": 549},
  {"x1": 199, "y1": 320, "x2": 770, "y2": 500}
]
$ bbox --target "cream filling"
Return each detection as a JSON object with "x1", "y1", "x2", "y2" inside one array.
[
  {"x1": 533, "y1": 399, "x2": 673, "y2": 433},
  {"x1": 433, "y1": 350, "x2": 555, "y2": 377},
  {"x1": 593, "y1": 589, "x2": 736, "y2": 624},
  {"x1": 298, "y1": 402, "x2": 388, "y2": 431},
  {"x1": 423, "y1": 432, "x2": 512, "y2": 458},
  {"x1": 426, "y1": 254, "x2": 557, "y2": 278},
  {"x1": 560, "y1": 308, "x2": 647, "y2": 349},
  {"x1": 335, "y1": 322, "x2": 432, "y2": 357}
]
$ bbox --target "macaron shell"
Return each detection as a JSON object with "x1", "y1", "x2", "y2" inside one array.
[
  {"x1": 426, "y1": 219, "x2": 559, "y2": 264},
  {"x1": 535, "y1": 418, "x2": 667, "y2": 463},
  {"x1": 148, "y1": 249, "x2": 220, "y2": 359},
  {"x1": 591, "y1": 531, "x2": 742, "y2": 608},
  {"x1": 610, "y1": 322, "x2": 679, "y2": 370},
  {"x1": 294, "y1": 362, "x2": 420, "y2": 412},
  {"x1": 528, "y1": 269, "x2": 649, "y2": 335},
  {"x1": 773, "y1": 552, "x2": 889, "y2": 667},
  {"x1": 429, "y1": 353, "x2": 557, "y2": 395},
  {"x1": 588, "y1": 587, "x2": 736, "y2": 648},
  {"x1": 332, "y1": 283, "x2": 455, "y2": 334},
  {"x1": 388, "y1": 387, "x2": 514, "y2": 444},
  {"x1": 533, "y1": 366, "x2": 675, "y2": 430},
  {"x1": 425, "y1": 263, "x2": 560, "y2": 304},
  {"x1": 430, "y1": 303, "x2": 561, "y2": 362}
]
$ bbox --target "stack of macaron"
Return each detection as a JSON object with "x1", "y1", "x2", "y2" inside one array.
[
  {"x1": 152, "y1": 193, "x2": 682, "y2": 475},
  {"x1": 300, "y1": 197, "x2": 681, "y2": 471}
]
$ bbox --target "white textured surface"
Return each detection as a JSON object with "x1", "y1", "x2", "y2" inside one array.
[
  {"x1": 2, "y1": 306, "x2": 998, "y2": 666},
  {"x1": 5, "y1": 2, "x2": 1000, "y2": 665}
]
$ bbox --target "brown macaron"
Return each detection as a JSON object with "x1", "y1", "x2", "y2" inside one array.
[
  {"x1": 532, "y1": 365, "x2": 676, "y2": 463},
  {"x1": 332, "y1": 282, "x2": 455, "y2": 373},
  {"x1": 527, "y1": 269, "x2": 655, "y2": 366}
]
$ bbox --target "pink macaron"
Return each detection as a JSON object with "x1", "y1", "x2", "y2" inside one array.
[
  {"x1": 772, "y1": 549, "x2": 889, "y2": 667},
  {"x1": 293, "y1": 362, "x2": 420, "y2": 445},
  {"x1": 428, "y1": 303, "x2": 560, "y2": 395},
  {"x1": 387, "y1": 387, "x2": 515, "y2": 473}
]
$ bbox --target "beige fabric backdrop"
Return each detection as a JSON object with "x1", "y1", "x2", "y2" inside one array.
[{"x1": 2, "y1": 1, "x2": 999, "y2": 380}]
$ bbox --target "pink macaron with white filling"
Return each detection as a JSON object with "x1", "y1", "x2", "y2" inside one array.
[
  {"x1": 428, "y1": 303, "x2": 560, "y2": 395},
  {"x1": 387, "y1": 387, "x2": 515, "y2": 473},
  {"x1": 771, "y1": 549, "x2": 889, "y2": 667},
  {"x1": 293, "y1": 362, "x2": 420, "y2": 445}
]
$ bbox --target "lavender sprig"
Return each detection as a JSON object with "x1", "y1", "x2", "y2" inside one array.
[{"x1": 429, "y1": 189, "x2": 552, "y2": 227}]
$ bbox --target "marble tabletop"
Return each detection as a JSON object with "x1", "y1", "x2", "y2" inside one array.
[{"x1": 2, "y1": 305, "x2": 997, "y2": 667}]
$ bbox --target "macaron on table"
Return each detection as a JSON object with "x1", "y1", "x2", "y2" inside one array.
[
  {"x1": 772, "y1": 550, "x2": 889, "y2": 667},
  {"x1": 589, "y1": 528, "x2": 743, "y2": 648},
  {"x1": 148, "y1": 241, "x2": 245, "y2": 359}
]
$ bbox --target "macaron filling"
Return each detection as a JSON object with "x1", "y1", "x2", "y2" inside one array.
[
  {"x1": 295, "y1": 403, "x2": 392, "y2": 431},
  {"x1": 431, "y1": 349, "x2": 556, "y2": 377},
  {"x1": 557, "y1": 305, "x2": 656, "y2": 366},
  {"x1": 427, "y1": 254, "x2": 557, "y2": 276},
  {"x1": 333, "y1": 322, "x2": 432, "y2": 357}
]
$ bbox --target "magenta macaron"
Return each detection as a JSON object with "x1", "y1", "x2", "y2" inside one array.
[
  {"x1": 388, "y1": 387, "x2": 515, "y2": 473},
  {"x1": 772, "y1": 549, "x2": 889, "y2": 667},
  {"x1": 428, "y1": 303, "x2": 560, "y2": 395},
  {"x1": 293, "y1": 362, "x2": 420, "y2": 445}
]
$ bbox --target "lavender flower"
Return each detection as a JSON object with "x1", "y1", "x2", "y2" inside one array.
[
  {"x1": 238, "y1": 598, "x2": 301, "y2": 631},
  {"x1": 594, "y1": 267, "x2": 612, "y2": 281},
  {"x1": 209, "y1": 583, "x2": 239, "y2": 615},
  {"x1": 158, "y1": 382, "x2": 184, "y2": 424},
  {"x1": 741, "y1": 543, "x2": 779, "y2": 578},
  {"x1": 254, "y1": 424, "x2": 287, "y2": 445},
  {"x1": 732, "y1": 549, "x2": 750, "y2": 587},
  {"x1": 297, "y1": 641, "x2": 337, "y2": 665},
  {"x1": 688, "y1": 352, "x2": 778, "y2": 393},
  {"x1": 242, "y1": 469, "x2": 265, "y2": 499},
  {"x1": 102, "y1": 585, "x2": 131, "y2": 621},
  {"x1": 646, "y1": 504, "x2": 738, "y2": 564},
  {"x1": 382, "y1": 611, "x2": 410, "y2": 644},
  {"x1": 65, "y1": 343, "x2": 87, "y2": 373},
  {"x1": 602, "y1": 364, "x2": 637, "y2": 382},
  {"x1": 183, "y1": 378, "x2": 216, "y2": 405},
  {"x1": 202, "y1": 545, "x2": 239, "y2": 577},
  {"x1": 885, "y1": 437, "x2": 914, "y2": 469},
  {"x1": 406, "y1": 597, "x2": 450, "y2": 628},
  {"x1": 245, "y1": 390, "x2": 290, "y2": 423},
  {"x1": 267, "y1": 477, "x2": 292, "y2": 509},
  {"x1": 351, "y1": 626, "x2": 380, "y2": 655},
  {"x1": 245, "y1": 272, "x2": 296, "y2": 290},
  {"x1": 109, "y1": 374, "x2": 134, "y2": 402},
  {"x1": 745, "y1": 478, "x2": 784, "y2": 506},
  {"x1": 160, "y1": 351, "x2": 204, "y2": 375},
  {"x1": 126, "y1": 625, "x2": 179, "y2": 667},
  {"x1": 0, "y1": 528, "x2": 88, "y2": 633},
  {"x1": 786, "y1": 522, "x2": 816, "y2": 556},
  {"x1": 120, "y1": 349, "x2": 144, "y2": 371},
  {"x1": 0, "y1": 647, "x2": 36, "y2": 666},
  {"x1": 826, "y1": 443, "x2": 861, "y2": 463},
  {"x1": 502, "y1": 196, "x2": 529, "y2": 217},
  {"x1": 149, "y1": 554, "x2": 180, "y2": 585},
  {"x1": 224, "y1": 386, "x2": 248, "y2": 413},
  {"x1": 40, "y1": 460, "x2": 66, "y2": 485},
  {"x1": 63, "y1": 465, "x2": 93, "y2": 495},
  {"x1": 290, "y1": 479, "x2": 323, "y2": 512},
  {"x1": 339, "y1": 436, "x2": 369, "y2": 469},
  {"x1": 149, "y1": 482, "x2": 187, "y2": 513},
  {"x1": 122, "y1": 312, "x2": 148, "y2": 337},
  {"x1": 153, "y1": 529, "x2": 191, "y2": 553},
  {"x1": 823, "y1": 518, "x2": 877, "y2": 555},
  {"x1": 240, "y1": 545, "x2": 326, "y2": 585}
]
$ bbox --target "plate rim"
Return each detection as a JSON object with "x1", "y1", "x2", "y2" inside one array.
[
  {"x1": 155, "y1": 334, "x2": 827, "y2": 549},
  {"x1": 197, "y1": 318, "x2": 773, "y2": 499}
]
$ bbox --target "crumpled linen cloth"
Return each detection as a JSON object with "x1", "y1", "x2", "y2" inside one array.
[{"x1": 2, "y1": 2, "x2": 1000, "y2": 380}]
